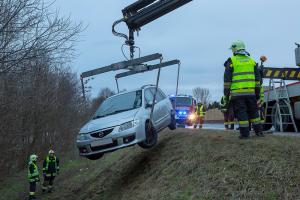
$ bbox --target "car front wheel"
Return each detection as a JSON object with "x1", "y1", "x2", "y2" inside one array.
[{"x1": 138, "y1": 121, "x2": 157, "y2": 149}]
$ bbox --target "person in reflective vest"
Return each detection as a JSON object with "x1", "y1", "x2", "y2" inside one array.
[
  {"x1": 224, "y1": 40, "x2": 264, "y2": 139},
  {"x1": 220, "y1": 96, "x2": 235, "y2": 130},
  {"x1": 28, "y1": 154, "x2": 40, "y2": 200},
  {"x1": 42, "y1": 150, "x2": 59, "y2": 193},
  {"x1": 257, "y1": 86, "x2": 265, "y2": 123},
  {"x1": 194, "y1": 102, "x2": 205, "y2": 129}
]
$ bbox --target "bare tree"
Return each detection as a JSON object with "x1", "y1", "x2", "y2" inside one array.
[
  {"x1": 0, "y1": 0, "x2": 85, "y2": 177},
  {"x1": 0, "y1": 0, "x2": 82, "y2": 74},
  {"x1": 192, "y1": 87, "x2": 211, "y2": 108}
]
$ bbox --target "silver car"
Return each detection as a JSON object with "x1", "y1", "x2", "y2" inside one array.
[{"x1": 76, "y1": 85, "x2": 176, "y2": 160}]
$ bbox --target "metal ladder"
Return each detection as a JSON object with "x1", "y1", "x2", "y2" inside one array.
[{"x1": 265, "y1": 79, "x2": 298, "y2": 132}]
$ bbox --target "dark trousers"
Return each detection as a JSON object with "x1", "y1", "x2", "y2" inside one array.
[
  {"x1": 29, "y1": 181, "x2": 36, "y2": 199},
  {"x1": 42, "y1": 176, "x2": 55, "y2": 191},
  {"x1": 224, "y1": 104, "x2": 235, "y2": 129},
  {"x1": 232, "y1": 96, "x2": 262, "y2": 137}
]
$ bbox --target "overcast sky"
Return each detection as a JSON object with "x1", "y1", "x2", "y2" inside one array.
[{"x1": 54, "y1": 0, "x2": 300, "y2": 101}]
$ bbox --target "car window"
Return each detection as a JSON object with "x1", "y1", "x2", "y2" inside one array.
[
  {"x1": 158, "y1": 89, "x2": 167, "y2": 99},
  {"x1": 150, "y1": 88, "x2": 164, "y2": 102},
  {"x1": 93, "y1": 90, "x2": 142, "y2": 119},
  {"x1": 144, "y1": 89, "x2": 154, "y2": 104}
]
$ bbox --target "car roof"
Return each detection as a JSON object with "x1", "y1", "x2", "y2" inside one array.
[{"x1": 106, "y1": 85, "x2": 157, "y2": 100}]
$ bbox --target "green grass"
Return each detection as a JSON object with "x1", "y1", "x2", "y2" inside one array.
[{"x1": 1, "y1": 129, "x2": 300, "y2": 200}]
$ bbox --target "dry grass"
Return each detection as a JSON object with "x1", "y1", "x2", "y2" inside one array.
[{"x1": 2, "y1": 129, "x2": 300, "y2": 200}]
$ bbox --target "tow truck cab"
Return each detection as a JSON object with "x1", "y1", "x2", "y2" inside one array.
[{"x1": 169, "y1": 95, "x2": 197, "y2": 126}]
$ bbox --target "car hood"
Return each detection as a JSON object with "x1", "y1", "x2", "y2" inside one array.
[{"x1": 79, "y1": 109, "x2": 139, "y2": 134}]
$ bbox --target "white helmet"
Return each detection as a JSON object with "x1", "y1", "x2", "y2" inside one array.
[
  {"x1": 30, "y1": 154, "x2": 38, "y2": 162},
  {"x1": 48, "y1": 149, "x2": 55, "y2": 154}
]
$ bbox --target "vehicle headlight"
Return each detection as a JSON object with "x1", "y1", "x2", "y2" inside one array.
[
  {"x1": 77, "y1": 134, "x2": 89, "y2": 141},
  {"x1": 119, "y1": 120, "x2": 140, "y2": 132},
  {"x1": 188, "y1": 113, "x2": 196, "y2": 120}
]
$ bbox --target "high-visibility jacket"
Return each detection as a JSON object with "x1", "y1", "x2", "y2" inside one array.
[
  {"x1": 43, "y1": 156, "x2": 59, "y2": 177},
  {"x1": 229, "y1": 55, "x2": 260, "y2": 96},
  {"x1": 28, "y1": 162, "x2": 39, "y2": 182},
  {"x1": 196, "y1": 104, "x2": 205, "y2": 117},
  {"x1": 220, "y1": 96, "x2": 228, "y2": 112},
  {"x1": 260, "y1": 86, "x2": 265, "y2": 101}
]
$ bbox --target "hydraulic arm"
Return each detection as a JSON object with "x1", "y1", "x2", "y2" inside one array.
[{"x1": 113, "y1": 0, "x2": 193, "y2": 59}]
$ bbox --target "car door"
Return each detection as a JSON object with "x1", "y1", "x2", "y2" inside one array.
[
  {"x1": 156, "y1": 88, "x2": 171, "y2": 128},
  {"x1": 144, "y1": 88, "x2": 160, "y2": 127},
  {"x1": 150, "y1": 88, "x2": 169, "y2": 130}
]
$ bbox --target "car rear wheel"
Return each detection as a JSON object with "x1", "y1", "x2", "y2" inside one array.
[
  {"x1": 86, "y1": 153, "x2": 104, "y2": 160},
  {"x1": 138, "y1": 121, "x2": 157, "y2": 149}
]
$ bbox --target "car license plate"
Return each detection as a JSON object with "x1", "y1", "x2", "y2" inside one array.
[{"x1": 91, "y1": 139, "x2": 112, "y2": 147}]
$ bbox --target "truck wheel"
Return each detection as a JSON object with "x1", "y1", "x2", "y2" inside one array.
[
  {"x1": 86, "y1": 153, "x2": 104, "y2": 160},
  {"x1": 168, "y1": 113, "x2": 177, "y2": 130},
  {"x1": 138, "y1": 121, "x2": 157, "y2": 149},
  {"x1": 271, "y1": 100, "x2": 291, "y2": 132}
]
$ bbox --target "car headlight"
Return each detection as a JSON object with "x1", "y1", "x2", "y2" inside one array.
[
  {"x1": 188, "y1": 113, "x2": 196, "y2": 120},
  {"x1": 119, "y1": 120, "x2": 140, "y2": 132},
  {"x1": 77, "y1": 134, "x2": 89, "y2": 141}
]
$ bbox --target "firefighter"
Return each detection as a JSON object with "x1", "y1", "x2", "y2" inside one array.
[
  {"x1": 258, "y1": 86, "x2": 265, "y2": 123},
  {"x1": 42, "y1": 150, "x2": 59, "y2": 193},
  {"x1": 224, "y1": 40, "x2": 264, "y2": 139},
  {"x1": 28, "y1": 154, "x2": 40, "y2": 200},
  {"x1": 220, "y1": 96, "x2": 235, "y2": 130},
  {"x1": 194, "y1": 102, "x2": 205, "y2": 129}
]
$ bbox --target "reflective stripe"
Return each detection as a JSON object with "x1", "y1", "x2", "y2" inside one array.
[
  {"x1": 250, "y1": 118, "x2": 261, "y2": 123},
  {"x1": 233, "y1": 72, "x2": 254, "y2": 76},
  {"x1": 239, "y1": 120, "x2": 249, "y2": 127},
  {"x1": 30, "y1": 192, "x2": 35, "y2": 195},
  {"x1": 231, "y1": 93, "x2": 255, "y2": 96},
  {"x1": 232, "y1": 79, "x2": 255, "y2": 83}
]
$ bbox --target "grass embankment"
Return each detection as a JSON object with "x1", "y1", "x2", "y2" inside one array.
[{"x1": 1, "y1": 129, "x2": 300, "y2": 200}]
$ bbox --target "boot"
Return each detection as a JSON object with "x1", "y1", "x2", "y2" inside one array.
[{"x1": 225, "y1": 125, "x2": 229, "y2": 130}]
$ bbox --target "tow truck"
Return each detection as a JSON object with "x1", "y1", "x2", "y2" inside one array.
[
  {"x1": 170, "y1": 95, "x2": 197, "y2": 127},
  {"x1": 262, "y1": 43, "x2": 300, "y2": 132}
]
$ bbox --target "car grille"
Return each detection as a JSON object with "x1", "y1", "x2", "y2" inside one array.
[
  {"x1": 90, "y1": 128, "x2": 114, "y2": 138},
  {"x1": 90, "y1": 140, "x2": 118, "y2": 152}
]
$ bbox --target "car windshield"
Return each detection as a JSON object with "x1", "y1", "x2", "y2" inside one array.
[
  {"x1": 174, "y1": 97, "x2": 192, "y2": 107},
  {"x1": 93, "y1": 90, "x2": 142, "y2": 119}
]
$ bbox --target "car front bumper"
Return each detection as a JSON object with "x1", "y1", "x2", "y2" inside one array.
[{"x1": 76, "y1": 125, "x2": 145, "y2": 156}]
